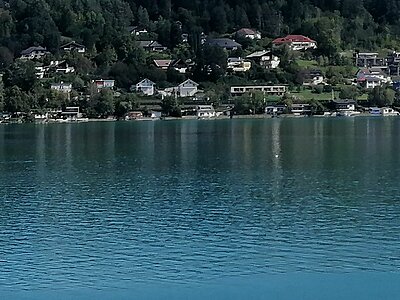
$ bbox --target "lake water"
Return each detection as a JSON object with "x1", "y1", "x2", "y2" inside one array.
[{"x1": 1, "y1": 118, "x2": 400, "y2": 299}]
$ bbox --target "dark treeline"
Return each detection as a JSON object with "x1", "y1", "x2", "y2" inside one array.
[{"x1": 1, "y1": 0, "x2": 400, "y2": 57}]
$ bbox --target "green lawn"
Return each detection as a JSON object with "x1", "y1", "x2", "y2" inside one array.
[
  {"x1": 297, "y1": 59, "x2": 319, "y2": 69},
  {"x1": 292, "y1": 89, "x2": 368, "y2": 102}
]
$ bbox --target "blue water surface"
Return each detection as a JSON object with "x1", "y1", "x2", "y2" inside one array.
[{"x1": 0, "y1": 118, "x2": 399, "y2": 299}]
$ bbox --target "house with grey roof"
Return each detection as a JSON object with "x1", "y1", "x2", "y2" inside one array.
[
  {"x1": 20, "y1": 46, "x2": 49, "y2": 60},
  {"x1": 235, "y1": 28, "x2": 261, "y2": 40},
  {"x1": 138, "y1": 41, "x2": 167, "y2": 52},
  {"x1": 60, "y1": 41, "x2": 86, "y2": 53},
  {"x1": 205, "y1": 38, "x2": 242, "y2": 50}
]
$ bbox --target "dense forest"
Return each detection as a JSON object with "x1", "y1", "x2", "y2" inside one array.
[
  {"x1": 1, "y1": 0, "x2": 400, "y2": 116},
  {"x1": 1, "y1": 0, "x2": 400, "y2": 54}
]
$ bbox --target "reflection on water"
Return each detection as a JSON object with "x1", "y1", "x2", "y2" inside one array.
[{"x1": 0, "y1": 118, "x2": 400, "y2": 292}]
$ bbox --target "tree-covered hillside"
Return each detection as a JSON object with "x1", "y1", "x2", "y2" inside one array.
[
  {"x1": 1, "y1": 0, "x2": 400, "y2": 117},
  {"x1": 1, "y1": 0, "x2": 400, "y2": 55}
]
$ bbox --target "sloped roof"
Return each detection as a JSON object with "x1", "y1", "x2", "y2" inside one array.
[
  {"x1": 272, "y1": 35, "x2": 315, "y2": 44},
  {"x1": 21, "y1": 46, "x2": 48, "y2": 55},
  {"x1": 178, "y1": 79, "x2": 199, "y2": 87},
  {"x1": 137, "y1": 78, "x2": 155, "y2": 85},
  {"x1": 236, "y1": 28, "x2": 260, "y2": 36},
  {"x1": 246, "y1": 50, "x2": 271, "y2": 58},
  {"x1": 139, "y1": 41, "x2": 166, "y2": 49},
  {"x1": 60, "y1": 41, "x2": 85, "y2": 49},
  {"x1": 154, "y1": 59, "x2": 172, "y2": 68},
  {"x1": 206, "y1": 38, "x2": 242, "y2": 49},
  {"x1": 138, "y1": 41, "x2": 152, "y2": 48}
]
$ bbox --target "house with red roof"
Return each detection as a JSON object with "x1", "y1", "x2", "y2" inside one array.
[{"x1": 272, "y1": 35, "x2": 317, "y2": 51}]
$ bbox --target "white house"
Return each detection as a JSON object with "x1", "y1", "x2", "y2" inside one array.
[
  {"x1": 265, "y1": 105, "x2": 286, "y2": 115},
  {"x1": 246, "y1": 51, "x2": 280, "y2": 69},
  {"x1": 356, "y1": 68, "x2": 392, "y2": 88},
  {"x1": 235, "y1": 28, "x2": 261, "y2": 40},
  {"x1": 177, "y1": 79, "x2": 199, "y2": 97},
  {"x1": 135, "y1": 78, "x2": 155, "y2": 96},
  {"x1": 231, "y1": 85, "x2": 287, "y2": 96},
  {"x1": 51, "y1": 82, "x2": 72, "y2": 93},
  {"x1": 50, "y1": 60, "x2": 75, "y2": 74},
  {"x1": 227, "y1": 57, "x2": 252, "y2": 72},
  {"x1": 332, "y1": 100, "x2": 356, "y2": 114},
  {"x1": 291, "y1": 104, "x2": 312, "y2": 116},
  {"x1": 272, "y1": 35, "x2": 317, "y2": 51},
  {"x1": 94, "y1": 79, "x2": 115, "y2": 90},
  {"x1": 196, "y1": 105, "x2": 216, "y2": 118}
]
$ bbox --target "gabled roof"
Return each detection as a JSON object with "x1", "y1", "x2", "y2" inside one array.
[
  {"x1": 137, "y1": 78, "x2": 155, "y2": 86},
  {"x1": 357, "y1": 68, "x2": 386, "y2": 77},
  {"x1": 139, "y1": 41, "x2": 166, "y2": 49},
  {"x1": 236, "y1": 28, "x2": 260, "y2": 36},
  {"x1": 246, "y1": 50, "x2": 271, "y2": 59},
  {"x1": 227, "y1": 57, "x2": 245, "y2": 63},
  {"x1": 21, "y1": 46, "x2": 48, "y2": 55},
  {"x1": 170, "y1": 59, "x2": 189, "y2": 68},
  {"x1": 206, "y1": 38, "x2": 242, "y2": 49},
  {"x1": 272, "y1": 35, "x2": 316, "y2": 45},
  {"x1": 178, "y1": 79, "x2": 199, "y2": 87},
  {"x1": 149, "y1": 41, "x2": 164, "y2": 48},
  {"x1": 154, "y1": 59, "x2": 172, "y2": 68},
  {"x1": 138, "y1": 41, "x2": 152, "y2": 48},
  {"x1": 60, "y1": 41, "x2": 85, "y2": 49}
]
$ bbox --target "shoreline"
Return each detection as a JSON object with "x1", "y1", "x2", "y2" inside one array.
[{"x1": 2, "y1": 112, "x2": 398, "y2": 125}]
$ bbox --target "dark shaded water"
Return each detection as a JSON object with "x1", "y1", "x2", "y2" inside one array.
[{"x1": 1, "y1": 118, "x2": 400, "y2": 299}]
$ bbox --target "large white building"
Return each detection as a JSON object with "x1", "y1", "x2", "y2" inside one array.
[{"x1": 230, "y1": 85, "x2": 287, "y2": 96}]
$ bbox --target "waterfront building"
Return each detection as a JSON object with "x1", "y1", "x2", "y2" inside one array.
[
  {"x1": 196, "y1": 105, "x2": 216, "y2": 118},
  {"x1": 291, "y1": 104, "x2": 312, "y2": 116}
]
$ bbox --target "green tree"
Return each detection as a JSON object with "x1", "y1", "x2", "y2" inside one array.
[
  {"x1": 138, "y1": 6, "x2": 150, "y2": 28},
  {"x1": 4, "y1": 61, "x2": 38, "y2": 92},
  {"x1": 339, "y1": 86, "x2": 358, "y2": 100},
  {"x1": 210, "y1": 6, "x2": 228, "y2": 33},
  {"x1": 0, "y1": 47, "x2": 14, "y2": 69},
  {"x1": 160, "y1": 96, "x2": 181, "y2": 117},
  {"x1": 115, "y1": 93, "x2": 139, "y2": 118},
  {"x1": 368, "y1": 87, "x2": 395, "y2": 107},
  {"x1": 89, "y1": 89, "x2": 115, "y2": 117},
  {"x1": 4, "y1": 86, "x2": 30, "y2": 112}
]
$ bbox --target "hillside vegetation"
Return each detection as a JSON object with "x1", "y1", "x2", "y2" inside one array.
[{"x1": 0, "y1": 0, "x2": 399, "y2": 116}]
